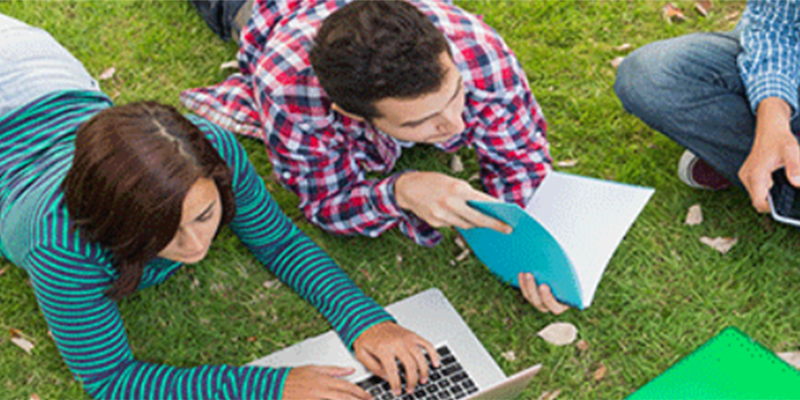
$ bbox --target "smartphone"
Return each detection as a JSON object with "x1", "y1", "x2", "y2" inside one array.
[{"x1": 767, "y1": 168, "x2": 800, "y2": 227}]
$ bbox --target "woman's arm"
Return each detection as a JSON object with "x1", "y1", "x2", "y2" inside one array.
[{"x1": 25, "y1": 242, "x2": 288, "y2": 400}]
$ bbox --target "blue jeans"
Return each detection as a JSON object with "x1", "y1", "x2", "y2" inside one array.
[
  {"x1": 189, "y1": 0, "x2": 253, "y2": 42},
  {"x1": 0, "y1": 13, "x2": 100, "y2": 117},
  {"x1": 614, "y1": 26, "x2": 800, "y2": 187}
]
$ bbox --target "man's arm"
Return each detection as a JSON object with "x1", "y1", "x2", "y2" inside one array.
[{"x1": 737, "y1": 0, "x2": 800, "y2": 211}]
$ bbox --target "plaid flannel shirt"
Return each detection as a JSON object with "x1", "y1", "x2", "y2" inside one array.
[
  {"x1": 739, "y1": 0, "x2": 800, "y2": 116},
  {"x1": 181, "y1": 0, "x2": 551, "y2": 247}
]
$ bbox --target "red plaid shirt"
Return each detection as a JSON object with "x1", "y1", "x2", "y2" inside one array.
[{"x1": 181, "y1": 0, "x2": 551, "y2": 247}]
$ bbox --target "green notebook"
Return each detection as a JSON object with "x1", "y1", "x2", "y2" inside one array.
[{"x1": 627, "y1": 327, "x2": 800, "y2": 399}]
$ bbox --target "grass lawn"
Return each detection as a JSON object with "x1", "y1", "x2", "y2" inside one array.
[{"x1": 2, "y1": 1, "x2": 798, "y2": 399}]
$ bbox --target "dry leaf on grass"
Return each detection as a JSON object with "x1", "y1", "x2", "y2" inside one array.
[
  {"x1": 575, "y1": 339, "x2": 590, "y2": 351},
  {"x1": 451, "y1": 155, "x2": 464, "y2": 173},
  {"x1": 593, "y1": 362, "x2": 608, "y2": 381},
  {"x1": 778, "y1": 351, "x2": 800, "y2": 369},
  {"x1": 700, "y1": 236, "x2": 738, "y2": 254},
  {"x1": 455, "y1": 249, "x2": 471, "y2": 262},
  {"x1": 694, "y1": 0, "x2": 712, "y2": 17},
  {"x1": 31, "y1": 394, "x2": 40, "y2": 400},
  {"x1": 191, "y1": 278, "x2": 200, "y2": 290},
  {"x1": 0, "y1": 267, "x2": 7, "y2": 276},
  {"x1": 685, "y1": 204, "x2": 703, "y2": 225},
  {"x1": 501, "y1": 351, "x2": 516, "y2": 362},
  {"x1": 359, "y1": 269, "x2": 373, "y2": 281},
  {"x1": 220, "y1": 60, "x2": 239, "y2": 70},
  {"x1": 663, "y1": 3, "x2": 686, "y2": 23},
  {"x1": 396, "y1": 254, "x2": 403, "y2": 265},
  {"x1": 614, "y1": 43, "x2": 633, "y2": 52},
  {"x1": 98, "y1": 67, "x2": 116, "y2": 81},
  {"x1": 556, "y1": 159, "x2": 579, "y2": 168},
  {"x1": 468, "y1": 173, "x2": 480, "y2": 182},
  {"x1": 10, "y1": 329, "x2": 34, "y2": 354},
  {"x1": 610, "y1": 57, "x2": 625, "y2": 69},
  {"x1": 538, "y1": 389, "x2": 562, "y2": 400},
  {"x1": 262, "y1": 279, "x2": 281, "y2": 290},
  {"x1": 537, "y1": 322, "x2": 578, "y2": 346},
  {"x1": 455, "y1": 236, "x2": 467, "y2": 250},
  {"x1": 725, "y1": 11, "x2": 740, "y2": 21}
]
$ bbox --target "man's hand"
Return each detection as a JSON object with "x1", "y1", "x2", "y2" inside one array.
[
  {"x1": 352, "y1": 321, "x2": 440, "y2": 396},
  {"x1": 518, "y1": 272, "x2": 570, "y2": 314},
  {"x1": 739, "y1": 97, "x2": 800, "y2": 212},
  {"x1": 282, "y1": 365, "x2": 370, "y2": 400},
  {"x1": 394, "y1": 171, "x2": 512, "y2": 233}
]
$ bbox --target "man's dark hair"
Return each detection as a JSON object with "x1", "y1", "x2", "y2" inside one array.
[
  {"x1": 310, "y1": 0, "x2": 451, "y2": 121},
  {"x1": 62, "y1": 102, "x2": 236, "y2": 300}
]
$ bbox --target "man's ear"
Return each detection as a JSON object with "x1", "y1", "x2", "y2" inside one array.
[{"x1": 331, "y1": 103, "x2": 366, "y2": 122}]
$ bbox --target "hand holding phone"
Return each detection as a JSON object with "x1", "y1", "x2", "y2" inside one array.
[{"x1": 767, "y1": 168, "x2": 800, "y2": 227}]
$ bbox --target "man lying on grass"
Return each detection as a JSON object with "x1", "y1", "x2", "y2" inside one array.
[
  {"x1": 0, "y1": 12, "x2": 438, "y2": 400},
  {"x1": 184, "y1": 0, "x2": 569, "y2": 314}
]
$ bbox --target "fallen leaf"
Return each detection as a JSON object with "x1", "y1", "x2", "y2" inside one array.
[
  {"x1": 725, "y1": 11, "x2": 740, "y2": 21},
  {"x1": 0, "y1": 267, "x2": 7, "y2": 276},
  {"x1": 455, "y1": 236, "x2": 467, "y2": 250},
  {"x1": 576, "y1": 339, "x2": 590, "y2": 351},
  {"x1": 98, "y1": 67, "x2": 116, "y2": 81},
  {"x1": 694, "y1": 0, "x2": 712, "y2": 17},
  {"x1": 593, "y1": 362, "x2": 608, "y2": 381},
  {"x1": 451, "y1": 155, "x2": 464, "y2": 173},
  {"x1": 396, "y1": 254, "x2": 403, "y2": 265},
  {"x1": 262, "y1": 279, "x2": 281, "y2": 290},
  {"x1": 191, "y1": 278, "x2": 200, "y2": 290},
  {"x1": 614, "y1": 43, "x2": 633, "y2": 52},
  {"x1": 538, "y1": 389, "x2": 562, "y2": 400},
  {"x1": 449, "y1": 260, "x2": 456, "y2": 266},
  {"x1": 610, "y1": 57, "x2": 625, "y2": 69},
  {"x1": 468, "y1": 173, "x2": 480, "y2": 182},
  {"x1": 359, "y1": 269, "x2": 373, "y2": 281},
  {"x1": 220, "y1": 60, "x2": 239, "y2": 70},
  {"x1": 246, "y1": 336, "x2": 257, "y2": 342},
  {"x1": 663, "y1": 3, "x2": 686, "y2": 23},
  {"x1": 778, "y1": 351, "x2": 800, "y2": 369},
  {"x1": 31, "y1": 394, "x2": 40, "y2": 400},
  {"x1": 455, "y1": 249, "x2": 470, "y2": 262},
  {"x1": 501, "y1": 350, "x2": 516, "y2": 362},
  {"x1": 685, "y1": 204, "x2": 703, "y2": 225},
  {"x1": 537, "y1": 322, "x2": 578, "y2": 346},
  {"x1": 556, "y1": 159, "x2": 579, "y2": 168},
  {"x1": 699, "y1": 236, "x2": 738, "y2": 254},
  {"x1": 11, "y1": 337, "x2": 34, "y2": 354}
]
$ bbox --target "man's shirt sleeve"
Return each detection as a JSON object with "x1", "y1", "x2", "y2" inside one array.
[{"x1": 738, "y1": 0, "x2": 800, "y2": 115}]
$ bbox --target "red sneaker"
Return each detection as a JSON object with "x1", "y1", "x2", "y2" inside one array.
[{"x1": 677, "y1": 150, "x2": 732, "y2": 191}]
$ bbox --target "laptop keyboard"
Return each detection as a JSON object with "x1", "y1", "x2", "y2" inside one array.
[{"x1": 356, "y1": 344, "x2": 479, "y2": 400}]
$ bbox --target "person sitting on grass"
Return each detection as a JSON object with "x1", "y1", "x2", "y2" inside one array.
[
  {"x1": 615, "y1": 0, "x2": 800, "y2": 215},
  {"x1": 182, "y1": 0, "x2": 569, "y2": 315},
  {"x1": 0, "y1": 13, "x2": 439, "y2": 400}
]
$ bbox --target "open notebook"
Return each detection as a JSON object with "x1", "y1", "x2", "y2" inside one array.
[{"x1": 458, "y1": 172, "x2": 654, "y2": 309}]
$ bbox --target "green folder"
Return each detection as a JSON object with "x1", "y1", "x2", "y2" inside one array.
[{"x1": 627, "y1": 327, "x2": 800, "y2": 400}]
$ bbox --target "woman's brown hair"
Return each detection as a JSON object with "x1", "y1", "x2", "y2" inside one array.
[{"x1": 62, "y1": 102, "x2": 236, "y2": 300}]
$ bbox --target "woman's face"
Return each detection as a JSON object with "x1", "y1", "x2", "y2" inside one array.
[{"x1": 157, "y1": 177, "x2": 223, "y2": 264}]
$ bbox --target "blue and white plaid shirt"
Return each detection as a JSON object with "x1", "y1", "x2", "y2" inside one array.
[{"x1": 739, "y1": 0, "x2": 800, "y2": 115}]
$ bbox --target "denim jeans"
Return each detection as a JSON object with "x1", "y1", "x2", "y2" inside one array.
[
  {"x1": 614, "y1": 25, "x2": 800, "y2": 187},
  {"x1": 0, "y1": 13, "x2": 100, "y2": 117},
  {"x1": 189, "y1": 0, "x2": 254, "y2": 42}
]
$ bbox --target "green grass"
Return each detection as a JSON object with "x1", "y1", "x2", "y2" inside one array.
[{"x1": 2, "y1": 1, "x2": 798, "y2": 399}]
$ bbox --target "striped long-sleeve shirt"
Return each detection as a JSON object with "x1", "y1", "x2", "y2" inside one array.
[
  {"x1": 738, "y1": 0, "x2": 800, "y2": 115},
  {"x1": 0, "y1": 90, "x2": 394, "y2": 400}
]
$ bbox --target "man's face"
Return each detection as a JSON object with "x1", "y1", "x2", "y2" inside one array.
[{"x1": 370, "y1": 52, "x2": 466, "y2": 144}]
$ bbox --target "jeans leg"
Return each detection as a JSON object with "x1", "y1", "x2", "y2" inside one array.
[
  {"x1": 614, "y1": 31, "x2": 754, "y2": 186},
  {"x1": 189, "y1": 0, "x2": 248, "y2": 42}
]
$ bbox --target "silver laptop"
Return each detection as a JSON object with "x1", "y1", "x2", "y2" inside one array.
[{"x1": 249, "y1": 288, "x2": 541, "y2": 400}]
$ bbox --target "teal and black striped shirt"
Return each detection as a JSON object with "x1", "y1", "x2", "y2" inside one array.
[{"x1": 0, "y1": 90, "x2": 394, "y2": 399}]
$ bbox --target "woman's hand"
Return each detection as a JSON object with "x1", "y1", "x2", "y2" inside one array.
[
  {"x1": 282, "y1": 365, "x2": 371, "y2": 400},
  {"x1": 352, "y1": 321, "x2": 440, "y2": 396},
  {"x1": 518, "y1": 272, "x2": 570, "y2": 315}
]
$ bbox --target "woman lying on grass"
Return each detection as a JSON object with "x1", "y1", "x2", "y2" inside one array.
[{"x1": 0, "y1": 13, "x2": 438, "y2": 400}]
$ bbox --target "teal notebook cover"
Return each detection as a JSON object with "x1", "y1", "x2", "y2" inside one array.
[
  {"x1": 457, "y1": 172, "x2": 654, "y2": 310},
  {"x1": 627, "y1": 327, "x2": 800, "y2": 399}
]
